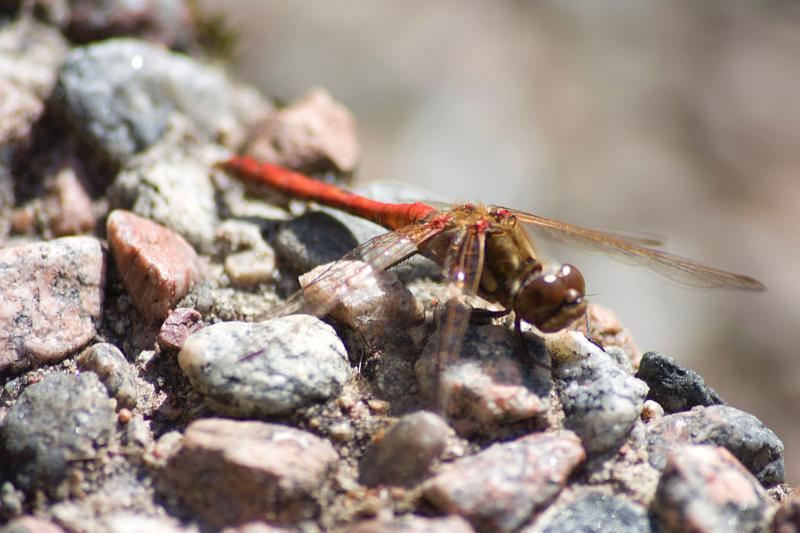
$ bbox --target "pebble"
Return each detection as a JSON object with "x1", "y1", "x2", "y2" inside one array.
[
  {"x1": 652, "y1": 445, "x2": 772, "y2": 533},
  {"x1": 108, "y1": 141, "x2": 222, "y2": 252},
  {"x1": 358, "y1": 411, "x2": 450, "y2": 487},
  {"x1": 636, "y1": 351, "x2": 725, "y2": 413},
  {"x1": 524, "y1": 491, "x2": 652, "y2": 533},
  {"x1": 0, "y1": 18, "x2": 68, "y2": 100},
  {"x1": 106, "y1": 209, "x2": 201, "y2": 321},
  {"x1": 224, "y1": 248, "x2": 276, "y2": 287},
  {"x1": 546, "y1": 330, "x2": 649, "y2": 454},
  {"x1": 54, "y1": 38, "x2": 265, "y2": 165},
  {"x1": 646, "y1": 404, "x2": 784, "y2": 486},
  {"x1": 156, "y1": 307, "x2": 204, "y2": 352},
  {"x1": 347, "y1": 515, "x2": 474, "y2": 533},
  {"x1": 245, "y1": 87, "x2": 360, "y2": 174},
  {"x1": 99, "y1": 511, "x2": 192, "y2": 533},
  {"x1": 76, "y1": 342, "x2": 138, "y2": 409},
  {"x1": 273, "y1": 211, "x2": 360, "y2": 276},
  {"x1": 300, "y1": 259, "x2": 424, "y2": 345},
  {"x1": 64, "y1": 0, "x2": 194, "y2": 49},
  {"x1": 0, "y1": 372, "x2": 115, "y2": 498},
  {"x1": 422, "y1": 431, "x2": 585, "y2": 532},
  {"x1": 0, "y1": 516, "x2": 67, "y2": 533},
  {"x1": 46, "y1": 162, "x2": 96, "y2": 237},
  {"x1": 178, "y1": 317, "x2": 351, "y2": 417},
  {"x1": 416, "y1": 319, "x2": 551, "y2": 432},
  {"x1": 772, "y1": 491, "x2": 800, "y2": 533},
  {"x1": 0, "y1": 236, "x2": 105, "y2": 373},
  {"x1": 163, "y1": 418, "x2": 338, "y2": 528}
]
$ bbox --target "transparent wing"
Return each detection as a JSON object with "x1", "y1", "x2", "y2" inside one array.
[
  {"x1": 503, "y1": 207, "x2": 765, "y2": 291},
  {"x1": 278, "y1": 221, "x2": 448, "y2": 318},
  {"x1": 430, "y1": 223, "x2": 487, "y2": 410}
]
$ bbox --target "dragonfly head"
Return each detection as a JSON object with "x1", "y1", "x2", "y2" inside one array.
[{"x1": 515, "y1": 263, "x2": 586, "y2": 333}]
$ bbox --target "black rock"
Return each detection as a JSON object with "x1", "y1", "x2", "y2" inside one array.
[
  {"x1": 531, "y1": 491, "x2": 652, "y2": 533},
  {"x1": 646, "y1": 404, "x2": 784, "y2": 486},
  {"x1": 0, "y1": 373, "x2": 115, "y2": 498},
  {"x1": 636, "y1": 351, "x2": 724, "y2": 413}
]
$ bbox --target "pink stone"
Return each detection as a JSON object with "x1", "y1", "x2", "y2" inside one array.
[
  {"x1": 0, "y1": 236, "x2": 105, "y2": 372},
  {"x1": 107, "y1": 210, "x2": 201, "y2": 321}
]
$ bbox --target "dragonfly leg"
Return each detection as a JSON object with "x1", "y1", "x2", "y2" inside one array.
[
  {"x1": 582, "y1": 307, "x2": 607, "y2": 352},
  {"x1": 514, "y1": 315, "x2": 552, "y2": 371}
]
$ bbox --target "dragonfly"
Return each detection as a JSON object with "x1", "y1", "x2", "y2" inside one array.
[{"x1": 221, "y1": 155, "x2": 765, "y2": 395}]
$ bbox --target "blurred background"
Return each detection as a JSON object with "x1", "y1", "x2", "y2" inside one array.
[{"x1": 200, "y1": 0, "x2": 800, "y2": 484}]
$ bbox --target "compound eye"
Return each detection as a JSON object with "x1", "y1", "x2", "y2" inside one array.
[
  {"x1": 524, "y1": 273, "x2": 567, "y2": 309},
  {"x1": 559, "y1": 264, "x2": 586, "y2": 300}
]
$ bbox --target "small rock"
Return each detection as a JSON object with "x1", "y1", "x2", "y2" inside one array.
[
  {"x1": 546, "y1": 331, "x2": 649, "y2": 454},
  {"x1": 163, "y1": 418, "x2": 338, "y2": 528},
  {"x1": 772, "y1": 491, "x2": 800, "y2": 533},
  {"x1": 224, "y1": 248, "x2": 276, "y2": 287},
  {"x1": 0, "y1": 373, "x2": 115, "y2": 498},
  {"x1": 45, "y1": 161, "x2": 96, "y2": 237},
  {"x1": 572, "y1": 303, "x2": 640, "y2": 367},
  {"x1": 178, "y1": 317, "x2": 350, "y2": 417},
  {"x1": 0, "y1": 516, "x2": 67, "y2": 533},
  {"x1": 636, "y1": 351, "x2": 725, "y2": 413},
  {"x1": 0, "y1": 236, "x2": 105, "y2": 372},
  {"x1": 245, "y1": 87, "x2": 360, "y2": 174},
  {"x1": 76, "y1": 343, "x2": 138, "y2": 409},
  {"x1": 359, "y1": 411, "x2": 449, "y2": 487},
  {"x1": 108, "y1": 140, "x2": 223, "y2": 252},
  {"x1": 222, "y1": 522, "x2": 294, "y2": 533},
  {"x1": 347, "y1": 515, "x2": 474, "y2": 533},
  {"x1": 416, "y1": 318, "x2": 551, "y2": 432},
  {"x1": 523, "y1": 491, "x2": 651, "y2": 533},
  {"x1": 300, "y1": 259, "x2": 424, "y2": 345},
  {"x1": 646, "y1": 404, "x2": 784, "y2": 486},
  {"x1": 274, "y1": 211, "x2": 359, "y2": 276},
  {"x1": 54, "y1": 38, "x2": 265, "y2": 165},
  {"x1": 107, "y1": 209, "x2": 201, "y2": 321},
  {"x1": 213, "y1": 219, "x2": 271, "y2": 257},
  {"x1": 422, "y1": 431, "x2": 585, "y2": 532},
  {"x1": 65, "y1": 0, "x2": 195, "y2": 49},
  {"x1": 641, "y1": 399, "x2": 665, "y2": 422},
  {"x1": 157, "y1": 307, "x2": 204, "y2": 351},
  {"x1": 0, "y1": 18, "x2": 69, "y2": 99},
  {"x1": 100, "y1": 511, "x2": 192, "y2": 533},
  {"x1": 653, "y1": 445, "x2": 772, "y2": 533}
]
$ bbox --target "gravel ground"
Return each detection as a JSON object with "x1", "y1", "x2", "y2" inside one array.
[{"x1": 0, "y1": 4, "x2": 793, "y2": 532}]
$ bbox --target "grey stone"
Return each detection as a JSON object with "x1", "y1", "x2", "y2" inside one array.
[
  {"x1": 0, "y1": 236, "x2": 105, "y2": 373},
  {"x1": 0, "y1": 373, "x2": 115, "y2": 497},
  {"x1": 54, "y1": 38, "x2": 261, "y2": 165},
  {"x1": 422, "y1": 431, "x2": 585, "y2": 533},
  {"x1": 178, "y1": 317, "x2": 351, "y2": 417},
  {"x1": 163, "y1": 418, "x2": 338, "y2": 528},
  {"x1": 76, "y1": 343, "x2": 138, "y2": 409},
  {"x1": 653, "y1": 445, "x2": 771, "y2": 533},
  {"x1": 636, "y1": 351, "x2": 724, "y2": 413},
  {"x1": 108, "y1": 142, "x2": 222, "y2": 253},
  {"x1": 359, "y1": 411, "x2": 449, "y2": 487},
  {"x1": 347, "y1": 515, "x2": 474, "y2": 533},
  {"x1": 546, "y1": 331, "x2": 649, "y2": 454},
  {"x1": 524, "y1": 491, "x2": 652, "y2": 533},
  {"x1": 646, "y1": 404, "x2": 784, "y2": 486}
]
